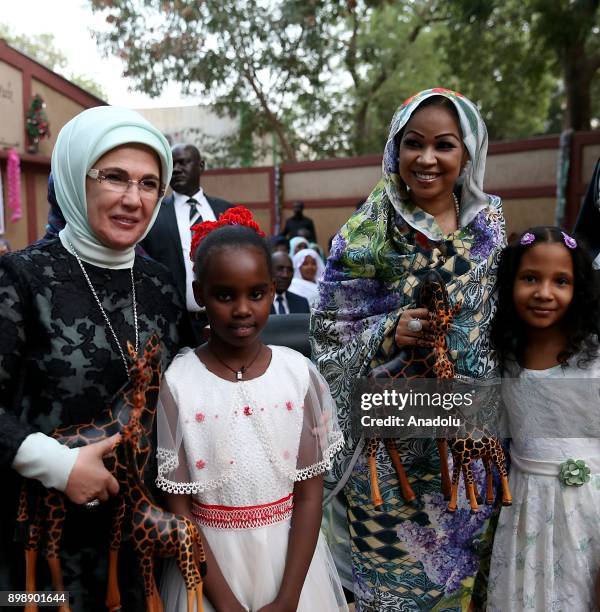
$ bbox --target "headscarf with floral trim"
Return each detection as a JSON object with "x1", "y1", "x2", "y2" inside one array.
[
  {"x1": 189, "y1": 205, "x2": 265, "y2": 263},
  {"x1": 310, "y1": 88, "x2": 506, "y2": 495}
]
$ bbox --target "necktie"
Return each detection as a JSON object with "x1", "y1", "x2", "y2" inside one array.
[
  {"x1": 187, "y1": 198, "x2": 201, "y2": 224},
  {"x1": 276, "y1": 295, "x2": 286, "y2": 314}
]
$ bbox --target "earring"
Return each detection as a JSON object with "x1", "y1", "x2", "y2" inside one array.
[{"x1": 399, "y1": 179, "x2": 410, "y2": 199}]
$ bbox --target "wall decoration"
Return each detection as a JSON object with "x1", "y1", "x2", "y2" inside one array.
[
  {"x1": 7, "y1": 148, "x2": 21, "y2": 222},
  {"x1": 26, "y1": 94, "x2": 51, "y2": 154}
]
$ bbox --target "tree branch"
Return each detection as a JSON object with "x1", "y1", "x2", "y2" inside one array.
[
  {"x1": 344, "y1": 3, "x2": 360, "y2": 88},
  {"x1": 588, "y1": 50, "x2": 600, "y2": 73}
]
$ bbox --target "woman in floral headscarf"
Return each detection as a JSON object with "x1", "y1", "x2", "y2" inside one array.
[{"x1": 311, "y1": 88, "x2": 505, "y2": 610}]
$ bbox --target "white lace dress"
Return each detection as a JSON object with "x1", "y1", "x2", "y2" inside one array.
[
  {"x1": 487, "y1": 358, "x2": 600, "y2": 611},
  {"x1": 156, "y1": 345, "x2": 347, "y2": 612}
]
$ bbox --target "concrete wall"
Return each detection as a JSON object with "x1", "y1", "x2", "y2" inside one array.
[
  {"x1": 0, "y1": 62, "x2": 23, "y2": 150},
  {"x1": 583, "y1": 145, "x2": 600, "y2": 181},
  {"x1": 203, "y1": 167, "x2": 274, "y2": 233},
  {"x1": 485, "y1": 149, "x2": 558, "y2": 190},
  {"x1": 502, "y1": 198, "x2": 556, "y2": 237},
  {"x1": 202, "y1": 169, "x2": 272, "y2": 204},
  {"x1": 283, "y1": 165, "x2": 380, "y2": 202}
]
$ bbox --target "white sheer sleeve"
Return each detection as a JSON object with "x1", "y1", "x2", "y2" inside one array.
[
  {"x1": 293, "y1": 357, "x2": 345, "y2": 480},
  {"x1": 156, "y1": 377, "x2": 192, "y2": 493}
]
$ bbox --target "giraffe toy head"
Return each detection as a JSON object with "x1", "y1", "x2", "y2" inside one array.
[{"x1": 123, "y1": 335, "x2": 161, "y2": 448}]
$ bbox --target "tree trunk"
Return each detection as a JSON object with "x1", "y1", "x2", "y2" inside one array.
[
  {"x1": 563, "y1": 42, "x2": 593, "y2": 131},
  {"x1": 353, "y1": 101, "x2": 370, "y2": 155}
]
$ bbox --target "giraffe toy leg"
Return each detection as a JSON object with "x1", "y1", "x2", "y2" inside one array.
[
  {"x1": 366, "y1": 439, "x2": 384, "y2": 509},
  {"x1": 385, "y1": 439, "x2": 416, "y2": 503},
  {"x1": 106, "y1": 497, "x2": 126, "y2": 612},
  {"x1": 192, "y1": 524, "x2": 206, "y2": 612},
  {"x1": 40, "y1": 492, "x2": 71, "y2": 612},
  {"x1": 447, "y1": 456, "x2": 462, "y2": 512},
  {"x1": 177, "y1": 527, "x2": 203, "y2": 612},
  {"x1": 46, "y1": 559, "x2": 71, "y2": 612},
  {"x1": 500, "y1": 473, "x2": 513, "y2": 506},
  {"x1": 494, "y1": 446, "x2": 513, "y2": 506},
  {"x1": 138, "y1": 552, "x2": 163, "y2": 612},
  {"x1": 462, "y1": 463, "x2": 479, "y2": 512},
  {"x1": 23, "y1": 495, "x2": 45, "y2": 612},
  {"x1": 106, "y1": 550, "x2": 122, "y2": 612},
  {"x1": 24, "y1": 547, "x2": 39, "y2": 612},
  {"x1": 16, "y1": 484, "x2": 30, "y2": 525}
]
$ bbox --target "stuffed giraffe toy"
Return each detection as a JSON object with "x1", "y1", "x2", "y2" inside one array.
[
  {"x1": 367, "y1": 270, "x2": 512, "y2": 512},
  {"x1": 366, "y1": 270, "x2": 456, "y2": 508},
  {"x1": 16, "y1": 336, "x2": 206, "y2": 611},
  {"x1": 112, "y1": 340, "x2": 205, "y2": 612},
  {"x1": 446, "y1": 422, "x2": 512, "y2": 512}
]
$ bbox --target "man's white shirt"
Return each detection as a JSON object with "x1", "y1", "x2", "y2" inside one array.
[
  {"x1": 173, "y1": 188, "x2": 216, "y2": 311},
  {"x1": 273, "y1": 292, "x2": 290, "y2": 314}
]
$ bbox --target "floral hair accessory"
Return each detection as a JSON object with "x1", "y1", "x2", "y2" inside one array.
[
  {"x1": 520, "y1": 232, "x2": 535, "y2": 246},
  {"x1": 190, "y1": 205, "x2": 265, "y2": 262},
  {"x1": 561, "y1": 231, "x2": 577, "y2": 250}
]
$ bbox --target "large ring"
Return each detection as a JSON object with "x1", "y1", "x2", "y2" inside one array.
[
  {"x1": 407, "y1": 318, "x2": 423, "y2": 333},
  {"x1": 85, "y1": 498, "x2": 101, "y2": 510}
]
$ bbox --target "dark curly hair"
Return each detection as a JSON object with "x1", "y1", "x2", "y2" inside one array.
[
  {"x1": 491, "y1": 226, "x2": 600, "y2": 370},
  {"x1": 193, "y1": 225, "x2": 273, "y2": 285}
]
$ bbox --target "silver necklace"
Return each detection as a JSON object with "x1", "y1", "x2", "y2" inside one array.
[
  {"x1": 67, "y1": 240, "x2": 139, "y2": 377},
  {"x1": 208, "y1": 343, "x2": 263, "y2": 381},
  {"x1": 452, "y1": 193, "x2": 460, "y2": 222}
]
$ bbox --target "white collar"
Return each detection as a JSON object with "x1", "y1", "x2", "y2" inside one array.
[{"x1": 173, "y1": 188, "x2": 205, "y2": 207}]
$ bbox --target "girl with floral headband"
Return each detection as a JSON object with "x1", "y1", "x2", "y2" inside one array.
[
  {"x1": 155, "y1": 207, "x2": 347, "y2": 611},
  {"x1": 488, "y1": 226, "x2": 600, "y2": 610},
  {"x1": 311, "y1": 88, "x2": 506, "y2": 609}
]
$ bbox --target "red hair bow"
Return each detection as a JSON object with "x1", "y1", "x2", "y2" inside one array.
[{"x1": 190, "y1": 205, "x2": 265, "y2": 262}]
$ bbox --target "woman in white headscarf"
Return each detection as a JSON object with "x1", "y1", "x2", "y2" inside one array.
[
  {"x1": 289, "y1": 235, "x2": 309, "y2": 257},
  {"x1": 289, "y1": 247, "x2": 326, "y2": 306},
  {"x1": 0, "y1": 106, "x2": 187, "y2": 609}
]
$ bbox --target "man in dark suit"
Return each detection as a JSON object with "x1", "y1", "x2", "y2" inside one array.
[
  {"x1": 141, "y1": 143, "x2": 233, "y2": 341},
  {"x1": 270, "y1": 252, "x2": 310, "y2": 314}
]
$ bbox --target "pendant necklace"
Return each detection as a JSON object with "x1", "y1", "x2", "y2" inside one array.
[
  {"x1": 67, "y1": 240, "x2": 139, "y2": 378},
  {"x1": 209, "y1": 343, "x2": 262, "y2": 381}
]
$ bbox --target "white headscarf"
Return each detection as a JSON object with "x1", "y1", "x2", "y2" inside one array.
[
  {"x1": 292, "y1": 248, "x2": 326, "y2": 281},
  {"x1": 54, "y1": 106, "x2": 173, "y2": 269},
  {"x1": 289, "y1": 236, "x2": 309, "y2": 257},
  {"x1": 289, "y1": 248, "x2": 326, "y2": 306}
]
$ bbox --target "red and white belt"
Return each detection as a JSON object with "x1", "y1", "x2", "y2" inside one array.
[{"x1": 191, "y1": 493, "x2": 294, "y2": 529}]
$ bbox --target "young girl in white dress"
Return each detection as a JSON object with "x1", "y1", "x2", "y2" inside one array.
[
  {"x1": 156, "y1": 207, "x2": 347, "y2": 612},
  {"x1": 487, "y1": 226, "x2": 600, "y2": 611}
]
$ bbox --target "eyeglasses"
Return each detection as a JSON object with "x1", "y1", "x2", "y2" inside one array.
[{"x1": 87, "y1": 168, "x2": 166, "y2": 201}]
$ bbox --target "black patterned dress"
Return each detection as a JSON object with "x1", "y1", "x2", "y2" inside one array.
[{"x1": 0, "y1": 239, "x2": 188, "y2": 611}]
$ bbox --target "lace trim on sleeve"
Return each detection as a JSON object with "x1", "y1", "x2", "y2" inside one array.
[
  {"x1": 156, "y1": 447, "x2": 236, "y2": 494},
  {"x1": 293, "y1": 432, "x2": 345, "y2": 481}
]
